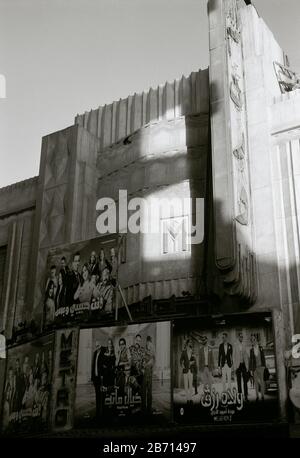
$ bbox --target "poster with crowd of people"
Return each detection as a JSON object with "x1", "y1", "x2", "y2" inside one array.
[
  {"x1": 1, "y1": 334, "x2": 54, "y2": 434},
  {"x1": 43, "y1": 235, "x2": 124, "y2": 328},
  {"x1": 173, "y1": 314, "x2": 279, "y2": 424},
  {"x1": 74, "y1": 322, "x2": 171, "y2": 426}
]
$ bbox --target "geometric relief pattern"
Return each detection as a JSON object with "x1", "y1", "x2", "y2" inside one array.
[
  {"x1": 233, "y1": 136, "x2": 249, "y2": 226},
  {"x1": 274, "y1": 61, "x2": 300, "y2": 94},
  {"x1": 44, "y1": 130, "x2": 70, "y2": 189}
]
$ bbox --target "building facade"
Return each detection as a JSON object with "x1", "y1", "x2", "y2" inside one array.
[{"x1": 1, "y1": 0, "x2": 300, "y2": 436}]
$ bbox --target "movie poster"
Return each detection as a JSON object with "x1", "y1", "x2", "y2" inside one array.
[
  {"x1": 173, "y1": 314, "x2": 279, "y2": 424},
  {"x1": 1, "y1": 334, "x2": 54, "y2": 434},
  {"x1": 75, "y1": 321, "x2": 171, "y2": 426},
  {"x1": 43, "y1": 234, "x2": 125, "y2": 329}
]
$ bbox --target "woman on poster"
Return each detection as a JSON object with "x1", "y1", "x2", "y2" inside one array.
[
  {"x1": 101, "y1": 338, "x2": 116, "y2": 393},
  {"x1": 22, "y1": 367, "x2": 37, "y2": 411},
  {"x1": 55, "y1": 270, "x2": 67, "y2": 309},
  {"x1": 3, "y1": 367, "x2": 16, "y2": 428}
]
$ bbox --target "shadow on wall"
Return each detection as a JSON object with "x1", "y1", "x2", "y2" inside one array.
[{"x1": 17, "y1": 125, "x2": 300, "y2": 355}]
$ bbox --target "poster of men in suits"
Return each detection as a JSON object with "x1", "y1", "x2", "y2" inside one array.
[
  {"x1": 43, "y1": 235, "x2": 125, "y2": 329},
  {"x1": 173, "y1": 315, "x2": 279, "y2": 424},
  {"x1": 1, "y1": 335, "x2": 54, "y2": 434},
  {"x1": 74, "y1": 322, "x2": 171, "y2": 427}
]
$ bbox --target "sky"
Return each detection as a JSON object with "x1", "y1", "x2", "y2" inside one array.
[{"x1": 0, "y1": 0, "x2": 299, "y2": 188}]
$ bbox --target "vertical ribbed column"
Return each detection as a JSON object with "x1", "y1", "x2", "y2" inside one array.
[
  {"x1": 2, "y1": 221, "x2": 16, "y2": 337},
  {"x1": 147, "y1": 87, "x2": 158, "y2": 123},
  {"x1": 87, "y1": 109, "x2": 98, "y2": 136},
  {"x1": 10, "y1": 220, "x2": 24, "y2": 331},
  {"x1": 190, "y1": 71, "x2": 197, "y2": 114},
  {"x1": 83, "y1": 111, "x2": 89, "y2": 129},
  {"x1": 198, "y1": 69, "x2": 210, "y2": 114},
  {"x1": 142, "y1": 91, "x2": 147, "y2": 125}
]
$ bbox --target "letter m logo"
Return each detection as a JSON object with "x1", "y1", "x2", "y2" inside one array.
[{"x1": 60, "y1": 331, "x2": 73, "y2": 350}]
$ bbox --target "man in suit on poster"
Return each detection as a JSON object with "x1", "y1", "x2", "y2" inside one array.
[
  {"x1": 88, "y1": 251, "x2": 100, "y2": 278},
  {"x1": 218, "y1": 332, "x2": 233, "y2": 392},
  {"x1": 198, "y1": 336, "x2": 215, "y2": 391},
  {"x1": 142, "y1": 336, "x2": 155, "y2": 414},
  {"x1": 60, "y1": 256, "x2": 69, "y2": 279}
]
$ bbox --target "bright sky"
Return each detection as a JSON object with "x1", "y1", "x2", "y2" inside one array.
[{"x1": 0, "y1": 0, "x2": 299, "y2": 188}]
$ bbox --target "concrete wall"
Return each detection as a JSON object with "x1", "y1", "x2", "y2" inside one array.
[
  {"x1": 270, "y1": 90, "x2": 300, "y2": 337},
  {"x1": 74, "y1": 69, "x2": 210, "y2": 305},
  {"x1": 241, "y1": 3, "x2": 284, "y2": 313},
  {"x1": 241, "y1": 4, "x2": 293, "y2": 419},
  {"x1": 0, "y1": 0, "x2": 298, "y2": 431}
]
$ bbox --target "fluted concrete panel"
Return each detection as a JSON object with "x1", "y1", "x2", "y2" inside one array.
[{"x1": 75, "y1": 69, "x2": 209, "y2": 150}]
